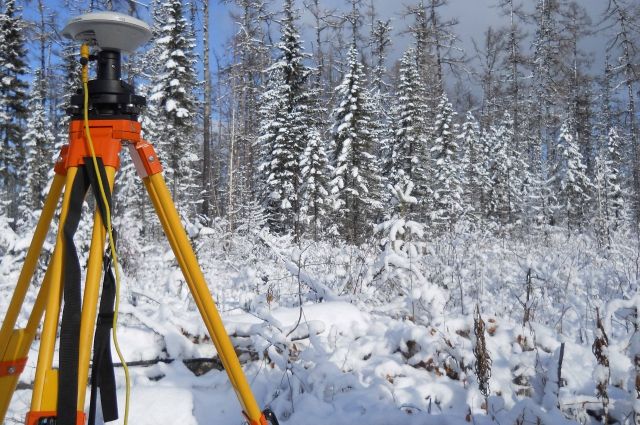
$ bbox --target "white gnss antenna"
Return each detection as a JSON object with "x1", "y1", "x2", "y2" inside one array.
[{"x1": 62, "y1": 11, "x2": 151, "y2": 52}]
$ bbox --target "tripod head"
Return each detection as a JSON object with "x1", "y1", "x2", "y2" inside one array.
[{"x1": 62, "y1": 12, "x2": 152, "y2": 120}]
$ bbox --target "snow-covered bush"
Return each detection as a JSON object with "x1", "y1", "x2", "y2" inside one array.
[{"x1": 373, "y1": 182, "x2": 446, "y2": 322}]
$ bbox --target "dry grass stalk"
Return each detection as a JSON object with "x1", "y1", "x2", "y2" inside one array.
[
  {"x1": 474, "y1": 304, "x2": 492, "y2": 406},
  {"x1": 592, "y1": 307, "x2": 610, "y2": 424}
]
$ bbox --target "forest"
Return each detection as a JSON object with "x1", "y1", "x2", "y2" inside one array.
[{"x1": 1, "y1": 0, "x2": 640, "y2": 424}]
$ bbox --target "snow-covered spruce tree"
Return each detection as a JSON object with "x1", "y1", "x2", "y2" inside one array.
[
  {"x1": 604, "y1": 129, "x2": 625, "y2": 225},
  {"x1": 21, "y1": 68, "x2": 54, "y2": 224},
  {"x1": 0, "y1": 0, "x2": 28, "y2": 224},
  {"x1": 370, "y1": 18, "x2": 392, "y2": 183},
  {"x1": 429, "y1": 92, "x2": 465, "y2": 230},
  {"x1": 299, "y1": 128, "x2": 330, "y2": 240},
  {"x1": 388, "y1": 48, "x2": 429, "y2": 211},
  {"x1": 374, "y1": 181, "x2": 445, "y2": 322},
  {"x1": 458, "y1": 111, "x2": 489, "y2": 223},
  {"x1": 590, "y1": 56, "x2": 624, "y2": 238},
  {"x1": 486, "y1": 111, "x2": 524, "y2": 226},
  {"x1": 258, "y1": 0, "x2": 311, "y2": 236},
  {"x1": 498, "y1": 0, "x2": 527, "y2": 147},
  {"x1": 329, "y1": 44, "x2": 383, "y2": 244},
  {"x1": 527, "y1": 168, "x2": 555, "y2": 228},
  {"x1": 148, "y1": 0, "x2": 199, "y2": 215},
  {"x1": 553, "y1": 120, "x2": 592, "y2": 231},
  {"x1": 594, "y1": 126, "x2": 627, "y2": 243}
]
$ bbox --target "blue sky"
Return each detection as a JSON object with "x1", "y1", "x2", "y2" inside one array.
[
  {"x1": 209, "y1": 0, "x2": 611, "y2": 73},
  {"x1": 19, "y1": 0, "x2": 615, "y2": 89}
]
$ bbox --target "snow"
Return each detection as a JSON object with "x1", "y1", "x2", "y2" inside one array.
[
  {"x1": 165, "y1": 98, "x2": 177, "y2": 112},
  {"x1": 110, "y1": 385, "x2": 199, "y2": 425},
  {"x1": 2, "y1": 218, "x2": 640, "y2": 425},
  {"x1": 2, "y1": 0, "x2": 637, "y2": 423}
]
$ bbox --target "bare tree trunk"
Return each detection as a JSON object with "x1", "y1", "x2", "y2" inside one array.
[
  {"x1": 201, "y1": 0, "x2": 212, "y2": 220},
  {"x1": 429, "y1": 0, "x2": 444, "y2": 93},
  {"x1": 228, "y1": 107, "x2": 236, "y2": 232}
]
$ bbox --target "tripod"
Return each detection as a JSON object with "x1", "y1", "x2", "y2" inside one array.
[{"x1": 0, "y1": 45, "x2": 276, "y2": 425}]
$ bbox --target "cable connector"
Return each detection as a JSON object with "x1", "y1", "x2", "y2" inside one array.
[{"x1": 80, "y1": 44, "x2": 90, "y2": 84}]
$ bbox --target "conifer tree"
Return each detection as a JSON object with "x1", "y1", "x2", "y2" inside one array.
[
  {"x1": 521, "y1": 133, "x2": 554, "y2": 227},
  {"x1": 369, "y1": 18, "x2": 392, "y2": 165},
  {"x1": 148, "y1": 0, "x2": 199, "y2": 214},
  {"x1": 300, "y1": 129, "x2": 330, "y2": 240},
  {"x1": 594, "y1": 127, "x2": 626, "y2": 239},
  {"x1": 22, "y1": 69, "x2": 54, "y2": 222},
  {"x1": 429, "y1": 93, "x2": 464, "y2": 229},
  {"x1": 375, "y1": 181, "x2": 446, "y2": 321},
  {"x1": 554, "y1": 120, "x2": 592, "y2": 230},
  {"x1": 458, "y1": 111, "x2": 489, "y2": 222},
  {"x1": 0, "y1": 0, "x2": 28, "y2": 223},
  {"x1": 375, "y1": 182, "x2": 421, "y2": 314},
  {"x1": 498, "y1": 0, "x2": 527, "y2": 148},
  {"x1": 603, "y1": 129, "x2": 626, "y2": 226},
  {"x1": 330, "y1": 44, "x2": 382, "y2": 244},
  {"x1": 388, "y1": 48, "x2": 429, "y2": 209},
  {"x1": 560, "y1": 1, "x2": 593, "y2": 174},
  {"x1": 0, "y1": 0, "x2": 28, "y2": 151},
  {"x1": 258, "y1": 0, "x2": 311, "y2": 236},
  {"x1": 486, "y1": 111, "x2": 524, "y2": 225},
  {"x1": 593, "y1": 58, "x2": 627, "y2": 237}
]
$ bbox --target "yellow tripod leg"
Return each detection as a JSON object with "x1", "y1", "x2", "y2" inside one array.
[
  {"x1": 30, "y1": 168, "x2": 78, "y2": 415},
  {"x1": 143, "y1": 173, "x2": 265, "y2": 425},
  {"x1": 0, "y1": 243, "x2": 62, "y2": 423},
  {"x1": 142, "y1": 179, "x2": 238, "y2": 384},
  {"x1": 0, "y1": 173, "x2": 65, "y2": 423},
  {"x1": 76, "y1": 167, "x2": 115, "y2": 411},
  {"x1": 142, "y1": 177, "x2": 240, "y2": 385},
  {"x1": 0, "y1": 173, "x2": 65, "y2": 356}
]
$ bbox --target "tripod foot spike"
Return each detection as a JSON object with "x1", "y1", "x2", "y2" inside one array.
[{"x1": 262, "y1": 408, "x2": 281, "y2": 425}]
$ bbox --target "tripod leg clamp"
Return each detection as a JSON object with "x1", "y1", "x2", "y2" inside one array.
[
  {"x1": 0, "y1": 358, "x2": 27, "y2": 377},
  {"x1": 128, "y1": 140, "x2": 162, "y2": 178}
]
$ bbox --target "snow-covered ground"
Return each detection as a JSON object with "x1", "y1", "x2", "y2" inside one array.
[{"x1": 2, "y1": 217, "x2": 639, "y2": 424}]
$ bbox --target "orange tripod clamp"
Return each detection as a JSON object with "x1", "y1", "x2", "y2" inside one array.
[{"x1": 62, "y1": 118, "x2": 162, "y2": 177}]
